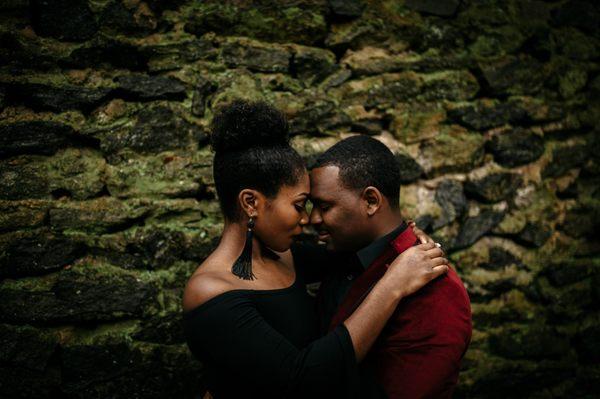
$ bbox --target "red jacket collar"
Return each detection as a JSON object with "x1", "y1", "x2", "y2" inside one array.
[{"x1": 328, "y1": 228, "x2": 419, "y2": 331}]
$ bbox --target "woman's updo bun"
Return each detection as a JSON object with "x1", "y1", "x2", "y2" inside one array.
[
  {"x1": 210, "y1": 99, "x2": 306, "y2": 221},
  {"x1": 210, "y1": 99, "x2": 290, "y2": 153}
]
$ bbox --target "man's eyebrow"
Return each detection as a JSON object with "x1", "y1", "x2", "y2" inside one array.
[{"x1": 309, "y1": 196, "x2": 328, "y2": 203}]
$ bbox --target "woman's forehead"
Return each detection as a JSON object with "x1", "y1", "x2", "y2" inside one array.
[{"x1": 278, "y1": 178, "x2": 309, "y2": 198}]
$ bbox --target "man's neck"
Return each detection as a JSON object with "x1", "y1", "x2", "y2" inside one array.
[
  {"x1": 356, "y1": 212, "x2": 406, "y2": 269},
  {"x1": 370, "y1": 211, "x2": 404, "y2": 242}
]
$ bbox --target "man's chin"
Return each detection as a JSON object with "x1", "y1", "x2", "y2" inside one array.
[
  {"x1": 317, "y1": 234, "x2": 345, "y2": 251},
  {"x1": 317, "y1": 236, "x2": 331, "y2": 247},
  {"x1": 323, "y1": 240, "x2": 337, "y2": 251},
  {"x1": 323, "y1": 239, "x2": 359, "y2": 253}
]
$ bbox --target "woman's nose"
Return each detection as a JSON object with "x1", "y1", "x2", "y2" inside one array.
[{"x1": 299, "y1": 210, "x2": 309, "y2": 226}]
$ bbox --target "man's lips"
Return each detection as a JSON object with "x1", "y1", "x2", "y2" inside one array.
[{"x1": 317, "y1": 231, "x2": 330, "y2": 240}]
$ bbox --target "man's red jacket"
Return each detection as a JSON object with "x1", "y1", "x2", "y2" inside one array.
[{"x1": 328, "y1": 228, "x2": 472, "y2": 399}]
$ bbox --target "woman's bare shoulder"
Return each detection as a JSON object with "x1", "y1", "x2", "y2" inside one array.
[{"x1": 182, "y1": 261, "x2": 236, "y2": 313}]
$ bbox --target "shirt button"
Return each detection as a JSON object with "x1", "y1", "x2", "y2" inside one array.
[{"x1": 346, "y1": 274, "x2": 354, "y2": 281}]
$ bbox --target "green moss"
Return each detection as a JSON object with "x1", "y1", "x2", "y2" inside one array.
[
  {"x1": 184, "y1": 2, "x2": 326, "y2": 45},
  {"x1": 472, "y1": 289, "x2": 538, "y2": 326},
  {"x1": 0, "y1": 273, "x2": 57, "y2": 291},
  {"x1": 67, "y1": 320, "x2": 139, "y2": 346},
  {"x1": 535, "y1": 277, "x2": 594, "y2": 319},
  {"x1": 555, "y1": 27, "x2": 600, "y2": 61},
  {"x1": 469, "y1": 26, "x2": 525, "y2": 60},
  {"x1": 494, "y1": 184, "x2": 560, "y2": 250},
  {"x1": 418, "y1": 125, "x2": 485, "y2": 176},
  {"x1": 559, "y1": 67, "x2": 588, "y2": 98},
  {"x1": 450, "y1": 241, "x2": 491, "y2": 270},
  {"x1": 390, "y1": 102, "x2": 446, "y2": 143},
  {"x1": 210, "y1": 70, "x2": 264, "y2": 107}
]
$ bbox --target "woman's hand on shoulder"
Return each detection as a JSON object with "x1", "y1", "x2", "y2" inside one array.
[
  {"x1": 408, "y1": 220, "x2": 434, "y2": 244},
  {"x1": 382, "y1": 242, "x2": 449, "y2": 299},
  {"x1": 182, "y1": 271, "x2": 233, "y2": 313}
]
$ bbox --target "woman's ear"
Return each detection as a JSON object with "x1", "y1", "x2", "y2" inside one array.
[
  {"x1": 238, "y1": 189, "x2": 261, "y2": 218},
  {"x1": 362, "y1": 186, "x2": 383, "y2": 216}
]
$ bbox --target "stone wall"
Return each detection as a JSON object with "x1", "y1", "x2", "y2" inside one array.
[{"x1": 1, "y1": 0, "x2": 599, "y2": 398}]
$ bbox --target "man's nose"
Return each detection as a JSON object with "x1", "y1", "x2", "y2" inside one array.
[{"x1": 309, "y1": 207, "x2": 322, "y2": 226}]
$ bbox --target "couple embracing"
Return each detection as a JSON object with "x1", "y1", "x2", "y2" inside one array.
[{"x1": 183, "y1": 100, "x2": 472, "y2": 399}]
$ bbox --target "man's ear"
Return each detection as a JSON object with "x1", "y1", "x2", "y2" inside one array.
[
  {"x1": 362, "y1": 186, "x2": 383, "y2": 216},
  {"x1": 238, "y1": 189, "x2": 262, "y2": 218}
]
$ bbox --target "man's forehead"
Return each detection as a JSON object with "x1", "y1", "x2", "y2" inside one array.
[
  {"x1": 310, "y1": 166, "x2": 340, "y2": 189},
  {"x1": 310, "y1": 165, "x2": 349, "y2": 202}
]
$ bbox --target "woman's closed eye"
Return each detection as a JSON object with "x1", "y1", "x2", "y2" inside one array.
[{"x1": 294, "y1": 201, "x2": 307, "y2": 212}]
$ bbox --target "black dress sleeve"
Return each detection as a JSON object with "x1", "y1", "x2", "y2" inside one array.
[{"x1": 183, "y1": 292, "x2": 360, "y2": 398}]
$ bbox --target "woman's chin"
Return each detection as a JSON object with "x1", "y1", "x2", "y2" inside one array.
[
  {"x1": 264, "y1": 242, "x2": 291, "y2": 253},
  {"x1": 264, "y1": 232, "x2": 301, "y2": 253}
]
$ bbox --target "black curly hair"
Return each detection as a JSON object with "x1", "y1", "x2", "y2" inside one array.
[
  {"x1": 210, "y1": 100, "x2": 306, "y2": 221},
  {"x1": 312, "y1": 135, "x2": 400, "y2": 208}
]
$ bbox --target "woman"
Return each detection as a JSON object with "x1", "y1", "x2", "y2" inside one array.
[{"x1": 182, "y1": 100, "x2": 448, "y2": 398}]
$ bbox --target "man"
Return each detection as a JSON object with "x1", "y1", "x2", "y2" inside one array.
[{"x1": 292, "y1": 135, "x2": 472, "y2": 398}]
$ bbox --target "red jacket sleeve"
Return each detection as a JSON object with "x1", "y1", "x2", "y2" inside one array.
[{"x1": 366, "y1": 268, "x2": 472, "y2": 399}]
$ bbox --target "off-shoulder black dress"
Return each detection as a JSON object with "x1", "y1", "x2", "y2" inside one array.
[{"x1": 183, "y1": 262, "x2": 360, "y2": 399}]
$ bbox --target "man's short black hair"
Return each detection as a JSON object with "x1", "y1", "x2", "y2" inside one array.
[{"x1": 312, "y1": 135, "x2": 400, "y2": 208}]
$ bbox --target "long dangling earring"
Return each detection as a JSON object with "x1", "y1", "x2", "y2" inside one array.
[{"x1": 231, "y1": 216, "x2": 256, "y2": 280}]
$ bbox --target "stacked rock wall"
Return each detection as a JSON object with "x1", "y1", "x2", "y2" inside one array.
[{"x1": 1, "y1": 1, "x2": 599, "y2": 398}]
